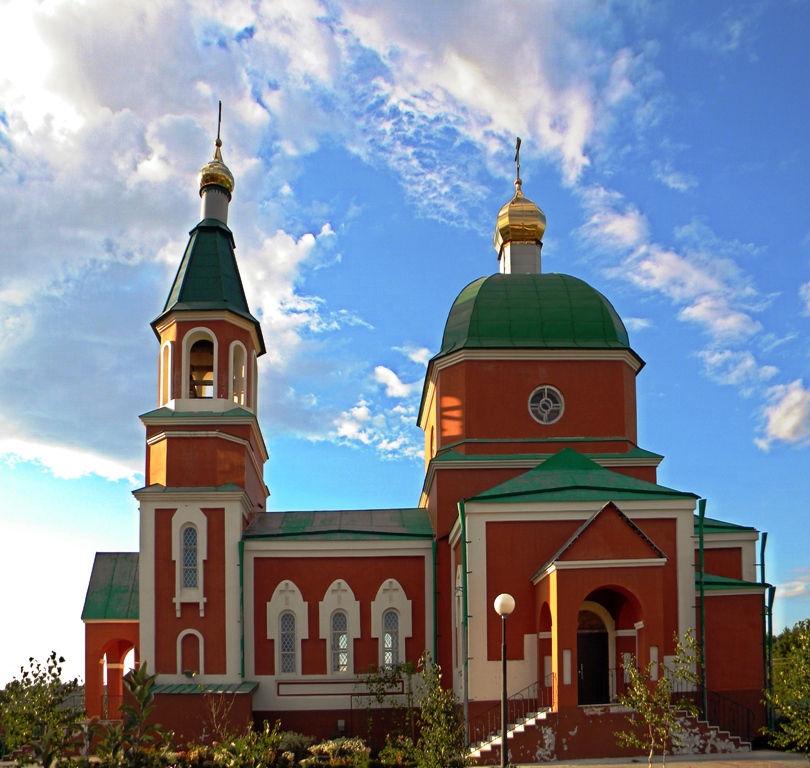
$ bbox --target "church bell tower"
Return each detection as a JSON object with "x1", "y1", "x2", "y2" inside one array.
[{"x1": 135, "y1": 117, "x2": 268, "y2": 682}]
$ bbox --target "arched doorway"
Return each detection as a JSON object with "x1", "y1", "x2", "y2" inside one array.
[{"x1": 577, "y1": 606, "x2": 610, "y2": 705}]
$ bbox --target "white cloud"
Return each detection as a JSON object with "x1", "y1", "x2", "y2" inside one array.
[
  {"x1": 624, "y1": 317, "x2": 653, "y2": 332},
  {"x1": 756, "y1": 380, "x2": 810, "y2": 451},
  {"x1": 698, "y1": 350, "x2": 777, "y2": 396},
  {"x1": 652, "y1": 160, "x2": 697, "y2": 192},
  {"x1": 374, "y1": 366, "x2": 413, "y2": 398},
  {"x1": 800, "y1": 281, "x2": 810, "y2": 314},
  {"x1": 778, "y1": 569, "x2": 810, "y2": 600},
  {"x1": 394, "y1": 346, "x2": 432, "y2": 365},
  {"x1": 0, "y1": 438, "x2": 140, "y2": 484}
]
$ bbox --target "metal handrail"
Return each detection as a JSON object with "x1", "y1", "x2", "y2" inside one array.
[
  {"x1": 467, "y1": 673, "x2": 555, "y2": 747},
  {"x1": 671, "y1": 680, "x2": 754, "y2": 743}
]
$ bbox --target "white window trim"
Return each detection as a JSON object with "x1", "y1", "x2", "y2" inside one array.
[
  {"x1": 371, "y1": 579, "x2": 412, "y2": 669},
  {"x1": 182, "y1": 327, "x2": 219, "y2": 401},
  {"x1": 267, "y1": 580, "x2": 309, "y2": 676},
  {"x1": 159, "y1": 340, "x2": 174, "y2": 406},
  {"x1": 176, "y1": 628, "x2": 205, "y2": 676},
  {"x1": 228, "y1": 340, "x2": 248, "y2": 406},
  {"x1": 319, "y1": 580, "x2": 360, "y2": 675},
  {"x1": 171, "y1": 509, "x2": 208, "y2": 617}
]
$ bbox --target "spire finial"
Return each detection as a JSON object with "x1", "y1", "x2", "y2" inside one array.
[
  {"x1": 514, "y1": 136, "x2": 522, "y2": 190},
  {"x1": 216, "y1": 100, "x2": 222, "y2": 147}
]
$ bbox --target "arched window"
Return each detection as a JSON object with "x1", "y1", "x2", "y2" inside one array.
[
  {"x1": 280, "y1": 612, "x2": 296, "y2": 674},
  {"x1": 231, "y1": 343, "x2": 247, "y2": 406},
  {"x1": 189, "y1": 339, "x2": 214, "y2": 398},
  {"x1": 331, "y1": 611, "x2": 349, "y2": 673},
  {"x1": 383, "y1": 610, "x2": 399, "y2": 668},
  {"x1": 182, "y1": 526, "x2": 198, "y2": 588}
]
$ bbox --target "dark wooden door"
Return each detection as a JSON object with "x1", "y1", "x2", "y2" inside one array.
[{"x1": 577, "y1": 631, "x2": 609, "y2": 704}]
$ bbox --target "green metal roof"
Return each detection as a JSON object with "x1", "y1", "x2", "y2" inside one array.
[
  {"x1": 438, "y1": 273, "x2": 635, "y2": 358},
  {"x1": 153, "y1": 218, "x2": 265, "y2": 353},
  {"x1": 134, "y1": 483, "x2": 245, "y2": 495},
  {"x1": 696, "y1": 573, "x2": 768, "y2": 591},
  {"x1": 152, "y1": 682, "x2": 258, "y2": 695},
  {"x1": 696, "y1": 515, "x2": 757, "y2": 534},
  {"x1": 82, "y1": 553, "x2": 139, "y2": 621},
  {"x1": 140, "y1": 406, "x2": 256, "y2": 420},
  {"x1": 244, "y1": 509, "x2": 434, "y2": 541},
  {"x1": 469, "y1": 447, "x2": 696, "y2": 503}
]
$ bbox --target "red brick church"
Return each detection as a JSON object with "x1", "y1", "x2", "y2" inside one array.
[{"x1": 82, "y1": 135, "x2": 772, "y2": 761}]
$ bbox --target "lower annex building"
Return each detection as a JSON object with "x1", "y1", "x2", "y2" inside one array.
[{"x1": 82, "y1": 135, "x2": 774, "y2": 761}]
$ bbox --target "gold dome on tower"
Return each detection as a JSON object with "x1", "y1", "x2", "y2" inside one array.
[
  {"x1": 493, "y1": 137, "x2": 546, "y2": 257},
  {"x1": 493, "y1": 178, "x2": 546, "y2": 256},
  {"x1": 199, "y1": 138, "x2": 235, "y2": 195}
]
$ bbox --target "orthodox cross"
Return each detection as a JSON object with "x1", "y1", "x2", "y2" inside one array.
[
  {"x1": 514, "y1": 136, "x2": 521, "y2": 182},
  {"x1": 383, "y1": 579, "x2": 399, "y2": 604},
  {"x1": 279, "y1": 581, "x2": 295, "y2": 607},
  {"x1": 217, "y1": 101, "x2": 222, "y2": 143},
  {"x1": 331, "y1": 581, "x2": 349, "y2": 604}
]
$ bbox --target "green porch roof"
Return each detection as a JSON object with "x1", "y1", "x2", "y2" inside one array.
[
  {"x1": 696, "y1": 516, "x2": 757, "y2": 534},
  {"x1": 469, "y1": 448, "x2": 696, "y2": 503},
  {"x1": 697, "y1": 573, "x2": 768, "y2": 591},
  {"x1": 152, "y1": 682, "x2": 258, "y2": 695},
  {"x1": 82, "y1": 553, "x2": 139, "y2": 621},
  {"x1": 438, "y1": 273, "x2": 636, "y2": 359},
  {"x1": 244, "y1": 509, "x2": 434, "y2": 541},
  {"x1": 153, "y1": 218, "x2": 265, "y2": 353}
]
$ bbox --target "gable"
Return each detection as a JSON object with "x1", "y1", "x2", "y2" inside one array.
[{"x1": 559, "y1": 503, "x2": 666, "y2": 563}]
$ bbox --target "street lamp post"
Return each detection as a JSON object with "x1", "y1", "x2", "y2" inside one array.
[{"x1": 494, "y1": 593, "x2": 515, "y2": 768}]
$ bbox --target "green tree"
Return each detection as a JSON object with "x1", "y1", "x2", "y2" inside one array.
[
  {"x1": 0, "y1": 652, "x2": 84, "y2": 767},
  {"x1": 415, "y1": 654, "x2": 469, "y2": 768},
  {"x1": 93, "y1": 662, "x2": 171, "y2": 767},
  {"x1": 615, "y1": 630, "x2": 700, "y2": 768},
  {"x1": 766, "y1": 619, "x2": 810, "y2": 759}
]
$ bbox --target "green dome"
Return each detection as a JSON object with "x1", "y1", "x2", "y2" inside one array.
[{"x1": 439, "y1": 273, "x2": 630, "y2": 357}]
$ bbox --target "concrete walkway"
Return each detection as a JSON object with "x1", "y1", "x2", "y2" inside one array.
[{"x1": 515, "y1": 750, "x2": 807, "y2": 767}]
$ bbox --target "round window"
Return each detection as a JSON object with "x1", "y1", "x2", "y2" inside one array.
[{"x1": 528, "y1": 385, "x2": 564, "y2": 425}]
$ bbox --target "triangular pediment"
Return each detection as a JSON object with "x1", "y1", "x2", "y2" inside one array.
[{"x1": 532, "y1": 502, "x2": 666, "y2": 582}]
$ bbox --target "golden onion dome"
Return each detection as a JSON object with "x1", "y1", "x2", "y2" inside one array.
[
  {"x1": 493, "y1": 178, "x2": 546, "y2": 255},
  {"x1": 199, "y1": 138, "x2": 235, "y2": 195}
]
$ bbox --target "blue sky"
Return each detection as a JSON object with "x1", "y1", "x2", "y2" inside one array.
[{"x1": 1, "y1": 0, "x2": 809, "y2": 685}]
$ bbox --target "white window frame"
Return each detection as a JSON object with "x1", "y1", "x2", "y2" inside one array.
[
  {"x1": 182, "y1": 328, "x2": 218, "y2": 401},
  {"x1": 159, "y1": 340, "x2": 174, "y2": 406},
  {"x1": 319, "y1": 580, "x2": 360, "y2": 676},
  {"x1": 228, "y1": 341, "x2": 248, "y2": 406},
  {"x1": 267, "y1": 580, "x2": 308, "y2": 677},
  {"x1": 171, "y1": 508, "x2": 208, "y2": 617},
  {"x1": 176, "y1": 628, "x2": 205, "y2": 676},
  {"x1": 371, "y1": 579, "x2": 412, "y2": 669}
]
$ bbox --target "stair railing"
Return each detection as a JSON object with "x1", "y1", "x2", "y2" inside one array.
[
  {"x1": 670, "y1": 679, "x2": 754, "y2": 743},
  {"x1": 467, "y1": 673, "x2": 555, "y2": 747}
]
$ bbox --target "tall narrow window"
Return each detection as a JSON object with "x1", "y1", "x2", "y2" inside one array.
[
  {"x1": 231, "y1": 344, "x2": 246, "y2": 405},
  {"x1": 182, "y1": 526, "x2": 198, "y2": 588},
  {"x1": 383, "y1": 610, "x2": 399, "y2": 668},
  {"x1": 189, "y1": 339, "x2": 214, "y2": 398},
  {"x1": 280, "y1": 612, "x2": 296, "y2": 674},
  {"x1": 331, "y1": 611, "x2": 349, "y2": 673}
]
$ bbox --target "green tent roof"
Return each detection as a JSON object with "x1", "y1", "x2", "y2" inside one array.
[
  {"x1": 438, "y1": 273, "x2": 635, "y2": 359},
  {"x1": 244, "y1": 509, "x2": 434, "y2": 541},
  {"x1": 153, "y1": 218, "x2": 265, "y2": 353},
  {"x1": 82, "y1": 553, "x2": 139, "y2": 621},
  {"x1": 469, "y1": 447, "x2": 696, "y2": 503}
]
